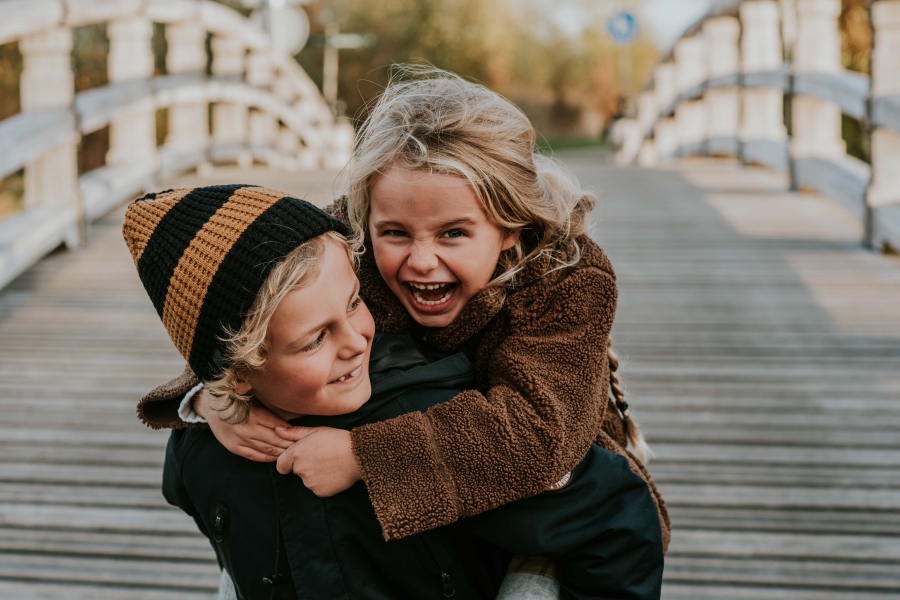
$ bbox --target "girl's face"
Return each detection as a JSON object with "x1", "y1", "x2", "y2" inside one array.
[
  {"x1": 369, "y1": 166, "x2": 518, "y2": 328},
  {"x1": 237, "y1": 239, "x2": 375, "y2": 419}
]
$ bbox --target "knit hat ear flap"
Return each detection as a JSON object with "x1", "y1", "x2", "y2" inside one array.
[{"x1": 123, "y1": 184, "x2": 351, "y2": 382}]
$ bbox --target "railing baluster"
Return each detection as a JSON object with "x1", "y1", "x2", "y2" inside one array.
[
  {"x1": 106, "y1": 16, "x2": 157, "y2": 185},
  {"x1": 674, "y1": 36, "x2": 708, "y2": 157},
  {"x1": 163, "y1": 20, "x2": 209, "y2": 177},
  {"x1": 740, "y1": 0, "x2": 789, "y2": 171},
  {"x1": 790, "y1": 0, "x2": 845, "y2": 165},
  {"x1": 210, "y1": 35, "x2": 250, "y2": 168},
  {"x1": 19, "y1": 25, "x2": 79, "y2": 247},
  {"x1": 868, "y1": 0, "x2": 900, "y2": 250},
  {"x1": 703, "y1": 16, "x2": 741, "y2": 157}
]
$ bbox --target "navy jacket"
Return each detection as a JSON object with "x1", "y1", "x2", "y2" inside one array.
[{"x1": 163, "y1": 333, "x2": 663, "y2": 600}]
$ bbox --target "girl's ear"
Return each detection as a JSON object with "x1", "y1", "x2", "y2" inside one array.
[
  {"x1": 234, "y1": 374, "x2": 252, "y2": 396},
  {"x1": 501, "y1": 229, "x2": 521, "y2": 252}
]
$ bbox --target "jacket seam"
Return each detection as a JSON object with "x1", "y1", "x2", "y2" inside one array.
[{"x1": 422, "y1": 413, "x2": 464, "y2": 517}]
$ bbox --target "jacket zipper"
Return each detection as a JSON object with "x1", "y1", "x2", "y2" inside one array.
[
  {"x1": 213, "y1": 503, "x2": 245, "y2": 600},
  {"x1": 418, "y1": 533, "x2": 456, "y2": 597},
  {"x1": 441, "y1": 571, "x2": 456, "y2": 597}
]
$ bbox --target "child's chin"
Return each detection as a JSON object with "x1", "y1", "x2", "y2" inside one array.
[
  {"x1": 408, "y1": 309, "x2": 460, "y2": 328},
  {"x1": 328, "y1": 380, "x2": 372, "y2": 415}
]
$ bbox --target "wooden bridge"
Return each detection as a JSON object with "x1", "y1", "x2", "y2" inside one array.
[{"x1": 1, "y1": 0, "x2": 900, "y2": 598}]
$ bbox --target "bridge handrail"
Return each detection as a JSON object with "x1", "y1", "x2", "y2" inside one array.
[
  {"x1": 0, "y1": 0, "x2": 353, "y2": 290},
  {"x1": 613, "y1": 0, "x2": 900, "y2": 252}
]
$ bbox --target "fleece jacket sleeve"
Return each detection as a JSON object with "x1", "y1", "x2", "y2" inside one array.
[{"x1": 350, "y1": 266, "x2": 617, "y2": 541}]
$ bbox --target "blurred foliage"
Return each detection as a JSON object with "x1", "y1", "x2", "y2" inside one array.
[
  {"x1": 77, "y1": 127, "x2": 109, "y2": 175},
  {"x1": 839, "y1": 0, "x2": 871, "y2": 74},
  {"x1": 838, "y1": 0, "x2": 872, "y2": 161},
  {"x1": 72, "y1": 24, "x2": 109, "y2": 92},
  {"x1": 0, "y1": 42, "x2": 21, "y2": 121},
  {"x1": 296, "y1": 0, "x2": 658, "y2": 138},
  {"x1": 842, "y1": 114, "x2": 867, "y2": 161},
  {"x1": 0, "y1": 170, "x2": 24, "y2": 220}
]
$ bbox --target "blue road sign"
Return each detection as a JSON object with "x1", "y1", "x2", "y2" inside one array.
[{"x1": 608, "y1": 11, "x2": 638, "y2": 45}]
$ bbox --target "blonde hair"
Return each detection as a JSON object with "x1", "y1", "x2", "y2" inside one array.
[
  {"x1": 205, "y1": 231, "x2": 353, "y2": 424},
  {"x1": 347, "y1": 65, "x2": 596, "y2": 286}
]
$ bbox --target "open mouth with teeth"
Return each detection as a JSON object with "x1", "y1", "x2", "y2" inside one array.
[
  {"x1": 406, "y1": 282, "x2": 458, "y2": 309},
  {"x1": 330, "y1": 365, "x2": 362, "y2": 384}
]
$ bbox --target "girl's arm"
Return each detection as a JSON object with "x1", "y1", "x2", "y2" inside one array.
[
  {"x1": 351, "y1": 265, "x2": 617, "y2": 540},
  {"x1": 192, "y1": 390, "x2": 293, "y2": 462},
  {"x1": 137, "y1": 369, "x2": 292, "y2": 461}
]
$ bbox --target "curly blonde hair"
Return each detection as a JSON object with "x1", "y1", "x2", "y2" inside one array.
[
  {"x1": 347, "y1": 65, "x2": 596, "y2": 287},
  {"x1": 346, "y1": 66, "x2": 651, "y2": 462},
  {"x1": 205, "y1": 231, "x2": 353, "y2": 424}
]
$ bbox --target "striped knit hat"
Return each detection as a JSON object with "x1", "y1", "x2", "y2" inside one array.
[{"x1": 123, "y1": 184, "x2": 350, "y2": 382}]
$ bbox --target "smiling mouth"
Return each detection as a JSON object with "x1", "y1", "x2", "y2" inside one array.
[
  {"x1": 331, "y1": 365, "x2": 362, "y2": 384},
  {"x1": 406, "y1": 282, "x2": 457, "y2": 307}
]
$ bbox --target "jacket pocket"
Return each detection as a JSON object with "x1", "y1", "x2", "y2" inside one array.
[{"x1": 213, "y1": 503, "x2": 245, "y2": 600}]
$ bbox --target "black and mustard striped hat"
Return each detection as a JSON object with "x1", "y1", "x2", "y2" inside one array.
[{"x1": 123, "y1": 184, "x2": 350, "y2": 382}]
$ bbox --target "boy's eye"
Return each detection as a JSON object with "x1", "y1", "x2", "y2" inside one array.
[
  {"x1": 349, "y1": 296, "x2": 363, "y2": 311},
  {"x1": 442, "y1": 229, "x2": 467, "y2": 239},
  {"x1": 302, "y1": 331, "x2": 326, "y2": 351}
]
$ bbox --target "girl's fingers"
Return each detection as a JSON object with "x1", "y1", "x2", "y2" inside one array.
[
  {"x1": 275, "y1": 425, "x2": 318, "y2": 441},
  {"x1": 238, "y1": 446, "x2": 277, "y2": 463},
  {"x1": 252, "y1": 409, "x2": 292, "y2": 430},
  {"x1": 252, "y1": 442, "x2": 287, "y2": 458},
  {"x1": 275, "y1": 450, "x2": 294, "y2": 475}
]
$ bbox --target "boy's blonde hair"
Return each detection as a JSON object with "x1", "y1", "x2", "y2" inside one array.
[
  {"x1": 347, "y1": 65, "x2": 597, "y2": 286},
  {"x1": 205, "y1": 231, "x2": 352, "y2": 424}
]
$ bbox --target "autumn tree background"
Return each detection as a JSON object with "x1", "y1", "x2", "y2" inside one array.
[{"x1": 0, "y1": 0, "x2": 879, "y2": 217}]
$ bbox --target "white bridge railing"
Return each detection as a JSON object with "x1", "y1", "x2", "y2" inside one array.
[
  {"x1": 613, "y1": 0, "x2": 900, "y2": 252},
  {"x1": 0, "y1": 0, "x2": 353, "y2": 290}
]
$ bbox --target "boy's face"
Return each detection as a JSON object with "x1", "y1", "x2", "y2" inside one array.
[
  {"x1": 239, "y1": 239, "x2": 375, "y2": 419},
  {"x1": 368, "y1": 166, "x2": 518, "y2": 328}
]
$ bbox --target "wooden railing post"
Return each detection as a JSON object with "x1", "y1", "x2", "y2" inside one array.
[
  {"x1": 211, "y1": 36, "x2": 251, "y2": 167},
  {"x1": 653, "y1": 63, "x2": 679, "y2": 160},
  {"x1": 165, "y1": 20, "x2": 209, "y2": 173},
  {"x1": 106, "y1": 16, "x2": 157, "y2": 176},
  {"x1": 739, "y1": 1, "x2": 789, "y2": 170},
  {"x1": 247, "y1": 51, "x2": 278, "y2": 157},
  {"x1": 18, "y1": 26, "x2": 80, "y2": 247},
  {"x1": 703, "y1": 16, "x2": 742, "y2": 156},
  {"x1": 790, "y1": 0, "x2": 845, "y2": 173},
  {"x1": 636, "y1": 91, "x2": 658, "y2": 166},
  {"x1": 674, "y1": 36, "x2": 708, "y2": 156},
  {"x1": 868, "y1": 0, "x2": 900, "y2": 249}
]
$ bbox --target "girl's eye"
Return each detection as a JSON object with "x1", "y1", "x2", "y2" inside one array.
[
  {"x1": 348, "y1": 296, "x2": 363, "y2": 311},
  {"x1": 302, "y1": 331, "x2": 326, "y2": 351},
  {"x1": 383, "y1": 229, "x2": 409, "y2": 238},
  {"x1": 442, "y1": 229, "x2": 467, "y2": 239}
]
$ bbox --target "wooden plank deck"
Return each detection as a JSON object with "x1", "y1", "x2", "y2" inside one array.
[
  {"x1": 576, "y1": 155, "x2": 900, "y2": 600},
  {"x1": 0, "y1": 155, "x2": 898, "y2": 598}
]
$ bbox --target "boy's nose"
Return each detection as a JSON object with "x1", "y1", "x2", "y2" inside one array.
[{"x1": 337, "y1": 321, "x2": 369, "y2": 358}]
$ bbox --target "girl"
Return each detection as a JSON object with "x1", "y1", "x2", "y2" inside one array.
[{"x1": 141, "y1": 66, "x2": 669, "y2": 556}]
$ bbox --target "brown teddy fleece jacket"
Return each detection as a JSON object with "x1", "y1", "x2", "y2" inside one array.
[{"x1": 137, "y1": 201, "x2": 670, "y2": 552}]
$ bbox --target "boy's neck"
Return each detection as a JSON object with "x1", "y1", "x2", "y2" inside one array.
[{"x1": 257, "y1": 399, "x2": 304, "y2": 423}]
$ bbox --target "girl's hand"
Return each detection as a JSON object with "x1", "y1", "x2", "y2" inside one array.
[
  {"x1": 275, "y1": 426, "x2": 361, "y2": 497},
  {"x1": 195, "y1": 389, "x2": 293, "y2": 462}
]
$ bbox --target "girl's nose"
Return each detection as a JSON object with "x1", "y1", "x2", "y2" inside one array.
[{"x1": 407, "y1": 242, "x2": 439, "y2": 273}]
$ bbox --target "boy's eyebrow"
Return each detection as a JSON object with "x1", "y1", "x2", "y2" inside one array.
[
  {"x1": 284, "y1": 280, "x2": 361, "y2": 352},
  {"x1": 372, "y1": 217, "x2": 478, "y2": 229}
]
